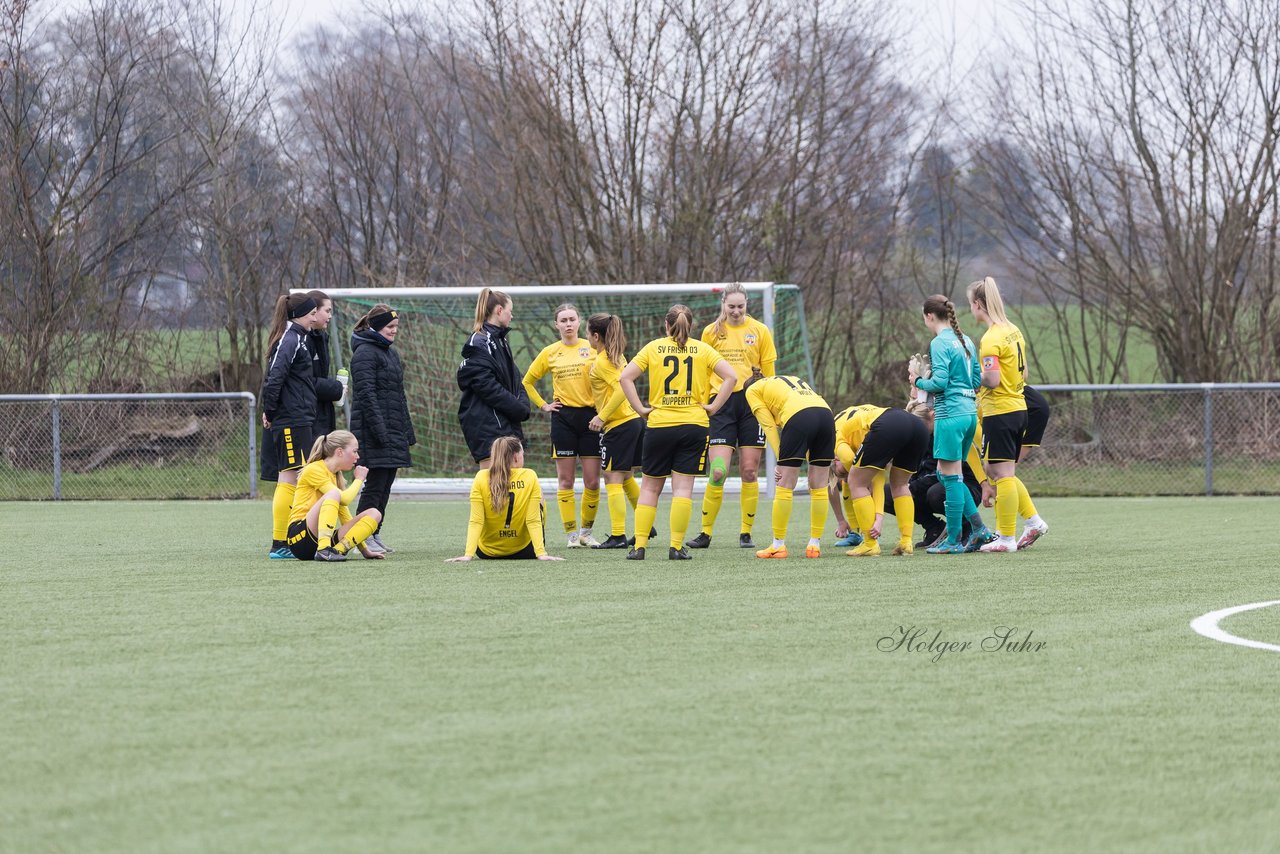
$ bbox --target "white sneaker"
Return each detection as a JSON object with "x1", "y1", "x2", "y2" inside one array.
[
  {"x1": 578, "y1": 530, "x2": 601, "y2": 548},
  {"x1": 980, "y1": 536, "x2": 1018, "y2": 553},
  {"x1": 1016, "y1": 521, "x2": 1049, "y2": 550},
  {"x1": 566, "y1": 531, "x2": 583, "y2": 548}
]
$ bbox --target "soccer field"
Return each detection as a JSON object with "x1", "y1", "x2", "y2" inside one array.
[{"x1": 3, "y1": 497, "x2": 1278, "y2": 852}]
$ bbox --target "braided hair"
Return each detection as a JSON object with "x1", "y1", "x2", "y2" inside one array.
[{"x1": 922, "y1": 294, "x2": 970, "y2": 360}]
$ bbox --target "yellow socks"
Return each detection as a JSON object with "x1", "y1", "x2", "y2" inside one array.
[
  {"x1": 1016, "y1": 477, "x2": 1038, "y2": 519},
  {"x1": 623, "y1": 477, "x2": 640, "y2": 507},
  {"x1": 271, "y1": 482, "x2": 295, "y2": 542},
  {"x1": 336, "y1": 515, "x2": 378, "y2": 554},
  {"x1": 741, "y1": 480, "x2": 760, "y2": 534},
  {"x1": 809, "y1": 489, "x2": 829, "y2": 540},
  {"x1": 892, "y1": 494, "x2": 915, "y2": 546},
  {"x1": 634, "y1": 504, "x2": 657, "y2": 549},
  {"x1": 670, "y1": 497, "x2": 693, "y2": 549},
  {"x1": 606, "y1": 483, "x2": 627, "y2": 536},
  {"x1": 556, "y1": 488, "x2": 577, "y2": 533},
  {"x1": 700, "y1": 483, "x2": 725, "y2": 535},
  {"x1": 317, "y1": 498, "x2": 340, "y2": 549},
  {"x1": 852, "y1": 495, "x2": 877, "y2": 540},
  {"x1": 771, "y1": 486, "x2": 794, "y2": 541},
  {"x1": 995, "y1": 477, "x2": 1017, "y2": 537},
  {"x1": 581, "y1": 488, "x2": 600, "y2": 530}
]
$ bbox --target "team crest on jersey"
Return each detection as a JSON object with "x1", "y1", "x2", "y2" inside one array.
[
  {"x1": 580, "y1": 347, "x2": 591, "y2": 358},
  {"x1": 982, "y1": 356, "x2": 997, "y2": 371},
  {"x1": 744, "y1": 333, "x2": 757, "y2": 346}
]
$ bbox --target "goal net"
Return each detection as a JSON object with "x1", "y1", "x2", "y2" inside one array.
[{"x1": 319, "y1": 283, "x2": 813, "y2": 489}]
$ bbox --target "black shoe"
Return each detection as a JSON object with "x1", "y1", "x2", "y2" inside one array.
[
  {"x1": 626, "y1": 547, "x2": 646, "y2": 560},
  {"x1": 314, "y1": 547, "x2": 347, "y2": 562},
  {"x1": 738, "y1": 533, "x2": 755, "y2": 548},
  {"x1": 669, "y1": 546, "x2": 692, "y2": 560},
  {"x1": 917, "y1": 525, "x2": 945, "y2": 550},
  {"x1": 626, "y1": 527, "x2": 658, "y2": 547},
  {"x1": 592, "y1": 534, "x2": 630, "y2": 549},
  {"x1": 686, "y1": 532, "x2": 712, "y2": 549}
]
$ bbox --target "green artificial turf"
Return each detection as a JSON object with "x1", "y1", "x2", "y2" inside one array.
[{"x1": 2, "y1": 497, "x2": 1278, "y2": 852}]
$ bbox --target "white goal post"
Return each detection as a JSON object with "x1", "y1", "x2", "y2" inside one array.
[{"x1": 299, "y1": 282, "x2": 815, "y2": 496}]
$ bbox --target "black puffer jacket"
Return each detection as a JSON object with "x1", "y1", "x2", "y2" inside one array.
[
  {"x1": 349, "y1": 328, "x2": 416, "y2": 468},
  {"x1": 260, "y1": 322, "x2": 316, "y2": 427},
  {"x1": 457, "y1": 322, "x2": 530, "y2": 461},
  {"x1": 308, "y1": 329, "x2": 343, "y2": 435}
]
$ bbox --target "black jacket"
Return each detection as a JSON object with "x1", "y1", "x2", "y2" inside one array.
[
  {"x1": 457, "y1": 323, "x2": 530, "y2": 461},
  {"x1": 349, "y1": 328, "x2": 416, "y2": 469},
  {"x1": 308, "y1": 329, "x2": 343, "y2": 435},
  {"x1": 261, "y1": 322, "x2": 316, "y2": 427}
]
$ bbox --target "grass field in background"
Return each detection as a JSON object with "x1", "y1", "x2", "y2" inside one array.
[{"x1": 3, "y1": 496, "x2": 1278, "y2": 852}]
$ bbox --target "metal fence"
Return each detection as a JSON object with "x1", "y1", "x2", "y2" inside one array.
[
  {"x1": 1023, "y1": 384, "x2": 1280, "y2": 496},
  {"x1": 0, "y1": 385, "x2": 1276, "y2": 499},
  {"x1": 0, "y1": 393, "x2": 257, "y2": 500}
]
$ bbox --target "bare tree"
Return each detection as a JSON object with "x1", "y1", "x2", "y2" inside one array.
[{"x1": 969, "y1": 0, "x2": 1280, "y2": 382}]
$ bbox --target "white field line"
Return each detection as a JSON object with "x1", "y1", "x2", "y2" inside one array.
[{"x1": 1190, "y1": 600, "x2": 1280, "y2": 653}]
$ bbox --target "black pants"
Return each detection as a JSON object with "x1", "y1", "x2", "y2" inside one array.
[{"x1": 357, "y1": 467, "x2": 398, "y2": 532}]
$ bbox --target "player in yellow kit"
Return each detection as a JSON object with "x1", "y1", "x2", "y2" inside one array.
[
  {"x1": 619, "y1": 304, "x2": 737, "y2": 560},
  {"x1": 968, "y1": 277, "x2": 1048, "y2": 552},
  {"x1": 828, "y1": 404, "x2": 884, "y2": 548},
  {"x1": 742, "y1": 375, "x2": 836, "y2": 559},
  {"x1": 522, "y1": 303, "x2": 601, "y2": 548},
  {"x1": 834, "y1": 404, "x2": 930, "y2": 556},
  {"x1": 446, "y1": 436, "x2": 564, "y2": 562},
  {"x1": 586, "y1": 313, "x2": 646, "y2": 549},
  {"x1": 286, "y1": 430, "x2": 384, "y2": 562},
  {"x1": 687, "y1": 283, "x2": 778, "y2": 550}
]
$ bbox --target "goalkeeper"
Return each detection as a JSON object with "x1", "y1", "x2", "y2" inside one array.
[{"x1": 909, "y1": 294, "x2": 995, "y2": 554}]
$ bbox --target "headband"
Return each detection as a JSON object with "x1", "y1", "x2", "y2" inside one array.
[
  {"x1": 369, "y1": 309, "x2": 398, "y2": 331},
  {"x1": 287, "y1": 297, "x2": 318, "y2": 319}
]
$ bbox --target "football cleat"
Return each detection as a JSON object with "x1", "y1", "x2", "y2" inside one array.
[
  {"x1": 846, "y1": 540, "x2": 881, "y2": 557},
  {"x1": 980, "y1": 538, "x2": 1018, "y2": 553},
  {"x1": 578, "y1": 531, "x2": 601, "y2": 548},
  {"x1": 625, "y1": 547, "x2": 646, "y2": 560},
  {"x1": 592, "y1": 534, "x2": 630, "y2": 550},
  {"x1": 963, "y1": 527, "x2": 998, "y2": 553},
  {"x1": 738, "y1": 533, "x2": 756, "y2": 549},
  {"x1": 566, "y1": 531, "x2": 583, "y2": 548},
  {"x1": 314, "y1": 547, "x2": 347, "y2": 562},
  {"x1": 834, "y1": 531, "x2": 864, "y2": 548},
  {"x1": 366, "y1": 533, "x2": 393, "y2": 553},
  {"x1": 269, "y1": 546, "x2": 295, "y2": 560},
  {"x1": 668, "y1": 546, "x2": 693, "y2": 561},
  {"x1": 1016, "y1": 522, "x2": 1049, "y2": 550},
  {"x1": 685, "y1": 532, "x2": 713, "y2": 549},
  {"x1": 756, "y1": 544, "x2": 788, "y2": 559},
  {"x1": 891, "y1": 542, "x2": 914, "y2": 556},
  {"x1": 926, "y1": 540, "x2": 967, "y2": 554},
  {"x1": 804, "y1": 544, "x2": 821, "y2": 559}
]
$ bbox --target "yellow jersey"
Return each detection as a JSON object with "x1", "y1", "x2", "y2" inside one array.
[
  {"x1": 465, "y1": 467, "x2": 546, "y2": 557},
  {"x1": 629, "y1": 337, "x2": 727, "y2": 429},
  {"x1": 978, "y1": 323, "x2": 1028, "y2": 416},
  {"x1": 701, "y1": 316, "x2": 777, "y2": 392},
  {"x1": 834, "y1": 405, "x2": 888, "y2": 468},
  {"x1": 523, "y1": 339, "x2": 596, "y2": 409},
  {"x1": 588, "y1": 352, "x2": 640, "y2": 432},
  {"x1": 289, "y1": 459, "x2": 360, "y2": 525},
  {"x1": 744, "y1": 376, "x2": 831, "y2": 454}
]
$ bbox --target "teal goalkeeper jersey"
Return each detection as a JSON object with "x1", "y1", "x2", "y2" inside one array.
[{"x1": 916, "y1": 328, "x2": 980, "y2": 419}]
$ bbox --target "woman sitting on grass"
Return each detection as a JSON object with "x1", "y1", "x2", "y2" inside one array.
[
  {"x1": 447, "y1": 436, "x2": 565, "y2": 562},
  {"x1": 286, "y1": 431, "x2": 384, "y2": 562}
]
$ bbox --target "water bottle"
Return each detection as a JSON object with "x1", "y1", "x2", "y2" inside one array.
[{"x1": 336, "y1": 368, "x2": 349, "y2": 406}]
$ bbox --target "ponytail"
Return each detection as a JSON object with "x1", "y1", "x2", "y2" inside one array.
[
  {"x1": 266, "y1": 293, "x2": 316, "y2": 354},
  {"x1": 712, "y1": 282, "x2": 747, "y2": 340},
  {"x1": 474, "y1": 288, "x2": 511, "y2": 332},
  {"x1": 665, "y1": 304, "x2": 694, "y2": 349},
  {"x1": 967, "y1": 276, "x2": 1010, "y2": 326},
  {"x1": 306, "y1": 429, "x2": 357, "y2": 490},
  {"x1": 923, "y1": 294, "x2": 970, "y2": 360},
  {"x1": 588, "y1": 313, "x2": 627, "y2": 368},
  {"x1": 354, "y1": 303, "x2": 393, "y2": 333},
  {"x1": 488, "y1": 436, "x2": 522, "y2": 511}
]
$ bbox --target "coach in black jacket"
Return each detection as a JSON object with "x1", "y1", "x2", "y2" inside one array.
[
  {"x1": 350, "y1": 308, "x2": 414, "y2": 552},
  {"x1": 457, "y1": 320, "x2": 530, "y2": 465}
]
